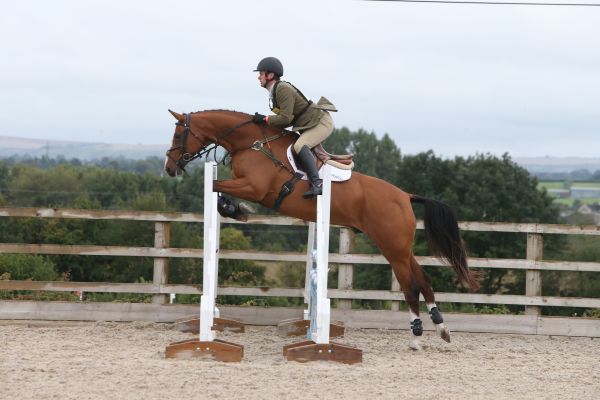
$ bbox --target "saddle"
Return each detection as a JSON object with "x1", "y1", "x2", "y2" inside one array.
[
  {"x1": 312, "y1": 144, "x2": 354, "y2": 170},
  {"x1": 279, "y1": 143, "x2": 353, "y2": 210}
]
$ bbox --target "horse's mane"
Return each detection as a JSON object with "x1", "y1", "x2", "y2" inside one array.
[
  {"x1": 192, "y1": 109, "x2": 250, "y2": 117},
  {"x1": 190, "y1": 108, "x2": 295, "y2": 136}
]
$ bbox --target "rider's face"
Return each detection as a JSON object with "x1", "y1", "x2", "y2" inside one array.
[{"x1": 258, "y1": 71, "x2": 273, "y2": 88}]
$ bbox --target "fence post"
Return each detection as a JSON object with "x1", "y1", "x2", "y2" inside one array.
[
  {"x1": 390, "y1": 273, "x2": 401, "y2": 311},
  {"x1": 337, "y1": 228, "x2": 354, "y2": 310},
  {"x1": 525, "y1": 232, "x2": 543, "y2": 316},
  {"x1": 152, "y1": 221, "x2": 170, "y2": 304}
]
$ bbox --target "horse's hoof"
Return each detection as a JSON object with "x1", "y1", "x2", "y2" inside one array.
[
  {"x1": 231, "y1": 202, "x2": 255, "y2": 222},
  {"x1": 238, "y1": 202, "x2": 255, "y2": 215},
  {"x1": 409, "y1": 340, "x2": 422, "y2": 351},
  {"x1": 437, "y1": 324, "x2": 451, "y2": 343}
]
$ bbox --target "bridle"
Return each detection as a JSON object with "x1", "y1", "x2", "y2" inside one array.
[
  {"x1": 166, "y1": 111, "x2": 294, "y2": 176},
  {"x1": 165, "y1": 112, "x2": 253, "y2": 172}
]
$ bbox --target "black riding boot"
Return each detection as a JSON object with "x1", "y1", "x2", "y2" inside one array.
[{"x1": 297, "y1": 145, "x2": 322, "y2": 199}]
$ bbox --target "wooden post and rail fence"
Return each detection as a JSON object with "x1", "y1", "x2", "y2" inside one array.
[{"x1": 1, "y1": 207, "x2": 599, "y2": 336}]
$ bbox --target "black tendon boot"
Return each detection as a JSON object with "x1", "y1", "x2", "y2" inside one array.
[
  {"x1": 217, "y1": 196, "x2": 237, "y2": 218},
  {"x1": 297, "y1": 145, "x2": 322, "y2": 198}
]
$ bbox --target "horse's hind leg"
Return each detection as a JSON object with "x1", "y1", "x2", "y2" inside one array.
[
  {"x1": 390, "y1": 258, "x2": 423, "y2": 351},
  {"x1": 410, "y1": 256, "x2": 451, "y2": 343}
]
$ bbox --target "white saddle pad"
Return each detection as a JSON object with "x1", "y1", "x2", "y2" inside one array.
[{"x1": 286, "y1": 145, "x2": 352, "y2": 182}]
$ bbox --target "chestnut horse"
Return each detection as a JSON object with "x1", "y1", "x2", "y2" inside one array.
[{"x1": 164, "y1": 109, "x2": 479, "y2": 350}]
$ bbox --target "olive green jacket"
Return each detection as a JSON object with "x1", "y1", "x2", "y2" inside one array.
[{"x1": 267, "y1": 81, "x2": 336, "y2": 132}]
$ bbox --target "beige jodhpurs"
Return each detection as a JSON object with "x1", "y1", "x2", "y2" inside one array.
[{"x1": 293, "y1": 112, "x2": 334, "y2": 153}]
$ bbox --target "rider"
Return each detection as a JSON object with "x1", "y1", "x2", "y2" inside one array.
[{"x1": 251, "y1": 57, "x2": 336, "y2": 199}]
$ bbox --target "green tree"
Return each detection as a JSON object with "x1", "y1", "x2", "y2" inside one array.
[
  {"x1": 0, "y1": 136, "x2": 568, "y2": 307},
  {"x1": 348, "y1": 129, "x2": 380, "y2": 177},
  {"x1": 0, "y1": 161, "x2": 9, "y2": 189},
  {"x1": 218, "y1": 227, "x2": 266, "y2": 286},
  {"x1": 0, "y1": 254, "x2": 58, "y2": 281},
  {"x1": 543, "y1": 236, "x2": 600, "y2": 316},
  {"x1": 375, "y1": 134, "x2": 401, "y2": 182},
  {"x1": 397, "y1": 152, "x2": 560, "y2": 295},
  {"x1": 323, "y1": 127, "x2": 352, "y2": 155}
]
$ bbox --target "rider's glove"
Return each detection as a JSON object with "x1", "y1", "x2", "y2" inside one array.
[{"x1": 252, "y1": 112, "x2": 267, "y2": 124}]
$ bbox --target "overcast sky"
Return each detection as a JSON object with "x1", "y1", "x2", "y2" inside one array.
[{"x1": 1, "y1": 0, "x2": 599, "y2": 158}]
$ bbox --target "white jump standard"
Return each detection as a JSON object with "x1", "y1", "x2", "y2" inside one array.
[
  {"x1": 165, "y1": 162, "x2": 244, "y2": 362},
  {"x1": 275, "y1": 220, "x2": 345, "y2": 338},
  {"x1": 283, "y1": 165, "x2": 362, "y2": 364}
]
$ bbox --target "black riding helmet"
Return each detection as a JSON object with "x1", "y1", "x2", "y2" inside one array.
[{"x1": 254, "y1": 57, "x2": 284, "y2": 77}]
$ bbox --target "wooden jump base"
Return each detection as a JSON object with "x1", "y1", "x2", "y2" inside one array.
[
  {"x1": 165, "y1": 338, "x2": 243, "y2": 362},
  {"x1": 277, "y1": 318, "x2": 344, "y2": 337},
  {"x1": 165, "y1": 162, "x2": 243, "y2": 361},
  {"x1": 283, "y1": 341, "x2": 363, "y2": 365},
  {"x1": 174, "y1": 315, "x2": 245, "y2": 334},
  {"x1": 282, "y1": 165, "x2": 362, "y2": 364}
]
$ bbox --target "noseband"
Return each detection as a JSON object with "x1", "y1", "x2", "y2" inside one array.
[{"x1": 165, "y1": 113, "x2": 205, "y2": 171}]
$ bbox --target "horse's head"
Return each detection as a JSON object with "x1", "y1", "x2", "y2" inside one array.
[
  {"x1": 164, "y1": 109, "x2": 216, "y2": 177},
  {"x1": 164, "y1": 109, "x2": 261, "y2": 177}
]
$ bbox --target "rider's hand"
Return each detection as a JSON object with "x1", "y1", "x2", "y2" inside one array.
[{"x1": 252, "y1": 112, "x2": 267, "y2": 124}]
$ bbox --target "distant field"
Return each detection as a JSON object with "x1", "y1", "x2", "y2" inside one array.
[
  {"x1": 538, "y1": 181, "x2": 600, "y2": 206},
  {"x1": 553, "y1": 198, "x2": 600, "y2": 206},
  {"x1": 572, "y1": 182, "x2": 600, "y2": 188},
  {"x1": 538, "y1": 181, "x2": 565, "y2": 190},
  {"x1": 539, "y1": 181, "x2": 600, "y2": 189}
]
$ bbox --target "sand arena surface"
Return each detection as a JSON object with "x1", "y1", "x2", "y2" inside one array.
[{"x1": 1, "y1": 321, "x2": 599, "y2": 400}]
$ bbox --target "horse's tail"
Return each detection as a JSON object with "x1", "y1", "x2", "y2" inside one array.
[{"x1": 410, "y1": 194, "x2": 480, "y2": 291}]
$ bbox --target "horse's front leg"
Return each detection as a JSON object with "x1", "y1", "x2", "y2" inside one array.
[
  {"x1": 214, "y1": 178, "x2": 261, "y2": 221},
  {"x1": 214, "y1": 177, "x2": 263, "y2": 201}
]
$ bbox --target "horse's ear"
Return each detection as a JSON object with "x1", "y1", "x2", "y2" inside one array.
[{"x1": 168, "y1": 109, "x2": 184, "y2": 122}]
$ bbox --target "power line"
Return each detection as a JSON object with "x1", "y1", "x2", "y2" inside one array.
[{"x1": 368, "y1": 0, "x2": 600, "y2": 6}]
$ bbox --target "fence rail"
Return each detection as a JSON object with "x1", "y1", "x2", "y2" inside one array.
[{"x1": 1, "y1": 207, "x2": 599, "y2": 336}]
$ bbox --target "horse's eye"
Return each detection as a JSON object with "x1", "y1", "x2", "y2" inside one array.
[{"x1": 174, "y1": 134, "x2": 181, "y2": 139}]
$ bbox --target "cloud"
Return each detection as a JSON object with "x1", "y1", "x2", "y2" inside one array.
[{"x1": 0, "y1": 0, "x2": 598, "y2": 157}]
